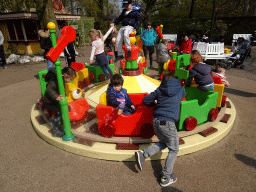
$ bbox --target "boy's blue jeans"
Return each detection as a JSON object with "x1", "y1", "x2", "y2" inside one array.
[
  {"x1": 47, "y1": 59, "x2": 55, "y2": 69},
  {"x1": 143, "y1": 119, "x2": 179, "y2": 179}
]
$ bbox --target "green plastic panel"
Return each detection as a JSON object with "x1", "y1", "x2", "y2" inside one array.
[
  {"x1": 175, "y1": 54, "x2": 191, "y2": 80},
  {"x1": 177, "y1": 87, "x2": 219, "y2": 131}
]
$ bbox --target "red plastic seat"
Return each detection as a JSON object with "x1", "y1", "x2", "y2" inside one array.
[
  {"x1": 68, "y1": 98, "x2": 90, "y2": 121},
  {"x1": 96, "y1": 93, "x2": 155, "y2": 138},
  {"x1": 211, "y1": 75, "x2": 222, "y2": 84}
]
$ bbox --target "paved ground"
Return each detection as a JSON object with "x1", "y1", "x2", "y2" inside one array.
[{"x1": 0, "y1": 46, "x2": 256, "y2": 192}]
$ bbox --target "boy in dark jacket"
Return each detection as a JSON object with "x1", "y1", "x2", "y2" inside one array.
[
  {"x1": 135, "y1": 72, "x2": 186, "y2": 187},
  {"x1": 186, "y1": 50, "x2": 214, "y2": 91},
  {"x1": 107, "y1": 74, "x2": 136, "y2": 115},
  {"x1": 42, "y1": 67, "x2": 76, "y2": 137},
  {"x1": 112, "y1": 0, "x2": 141, "y2": 61}
]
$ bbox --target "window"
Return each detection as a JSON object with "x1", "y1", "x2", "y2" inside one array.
[
  {"x1": 6, "y1": 19, "x2": 40, "y2": 41},
  {"x1": 6, "y1": 20, "x2": 16, "y2": 41},
  {"x1": 13, "y1": 20, "x2": 24, "y2": 40},
  {"x1": 23, "y1": 20, "x2": 39, "y2": 40}
]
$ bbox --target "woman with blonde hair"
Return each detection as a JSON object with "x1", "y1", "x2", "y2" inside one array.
[
  {"x1": 185, "y1": 50, "x2": 214, "y2": 91},
  {"x1": 89, "y1": 24, "x2": 114, "y2": 80}
]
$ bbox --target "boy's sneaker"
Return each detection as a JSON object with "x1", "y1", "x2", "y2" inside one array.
[
  {"x1": 135, "y1": 151, "x2": 145, "y2": 171},
  {"x1": 3, "y1": 66, "x2": 6, "y2": 69},
  {"x1": 160, "y1": 174, "x2": 177, "y2": 187},
  {"x1": 127, "y1": 50, "x2": 131, "y2": 59},
  {"x1": 114, "y1": 55, "x2": 124, "y2": 63}
]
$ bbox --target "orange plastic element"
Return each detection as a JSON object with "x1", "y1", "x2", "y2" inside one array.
[
  {"x1": 46, "y1": 26, "x2": 76, "y2": 62},
  {"x1": 96, "y1": 93, "x2": 155, "y2": 138},
  {"x1": 168, "y1": 60, "x2": 176, "y2": 72},
  {"x1": 121, "y1": 60, "x2": 126, "y2": 71},
  {"x1": 156, "y1": 26, "x2": 163, "y2": 40},
  {"x1": 122, "y1": 44, "x2": 140, "y2": 60},
  {"x1": 138, "y1": 60, "x2": 147, "y2": 74},
  {"x1": 68, "y1": 98, "x2": 90, "y2": 121},
  {"x1": 211, "y1": 76, "x2": 222, "y2": 84}
]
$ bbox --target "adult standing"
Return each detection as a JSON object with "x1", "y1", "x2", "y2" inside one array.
[
  {"x1": 112, "y1": 0, "x2": 141, "y2": 62},
  {"x1": 140, "y1": 22, "x2": 157, "y2": 68},
  {"x1": 38, "y1": 28, "x2": 55, "y2": 69},
  {"x1": 0, "y1": 30, "x2": 7, "y2": 69}
]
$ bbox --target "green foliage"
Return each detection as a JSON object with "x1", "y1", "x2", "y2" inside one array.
[{"x1": 78, "y1": 16, "x2": 94, "y2": 45}]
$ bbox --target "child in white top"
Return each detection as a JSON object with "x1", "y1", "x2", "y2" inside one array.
[
  {"x1": 89, "y1": 24, "x2": 114, "y2": 80},
  {"x1": 211, "y1": 67, "x2": 230, "y2": 87}
]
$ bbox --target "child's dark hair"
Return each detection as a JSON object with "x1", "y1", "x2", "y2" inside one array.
[
  {"x1": 62, "y1": 67, "x2": 76, "y2": 78},
  {"x1": 110, "y1": 74, "x2": 124, "y2": 86},
  {"x1": 163, "y1": 72, "x2": 177, "y2": 80}
]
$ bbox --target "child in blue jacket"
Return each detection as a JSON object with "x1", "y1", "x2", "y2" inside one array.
[
  {"x1": 107, "y1": 74, "x2": 136, "y2": 115},
  {"x1": 140, "y1": 22, "x2": 157, "y2": 68},
  {"x1": 135, "y1": 72, "x2": 186, "y2": 187}
]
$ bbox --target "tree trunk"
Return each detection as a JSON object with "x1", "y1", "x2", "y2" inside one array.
[
  {"x1": 189, "y1": 0, "x2": 196, "y2": 19},
  {"x1": 243, "y1": 0, "x2": 250, "y2": 16},
  {"x1": 34, "y1": 0, "x2": 60, "y2": 37}
]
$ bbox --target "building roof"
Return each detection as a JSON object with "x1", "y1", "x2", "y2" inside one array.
[{"x1": 0, "y1": 12, "x2": 80, "y2": 20}]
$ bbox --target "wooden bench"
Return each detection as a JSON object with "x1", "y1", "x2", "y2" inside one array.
[
  {"x1": 196, "y1": 42, "x2": 233, "y2": 61},
  {"x1": 232, "y1": 34, "x2": 251, "y2": 46}
]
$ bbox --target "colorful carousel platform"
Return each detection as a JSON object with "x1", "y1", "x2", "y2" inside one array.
[{"x1": 31, "y1": 75, "x2": 236, "y2": 161}]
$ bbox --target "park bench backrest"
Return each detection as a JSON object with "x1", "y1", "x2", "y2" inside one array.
[
  {"x1": 206, "y1": 43, "x2": 224, "y2": 55},
  {"x1": 162, "y1": 34, "x2": 177, "y2": 44},
  {"x1": 196, "y1": 42, "x2": 207, "y2": 55},
  {"x1": 197, "y1": 43, "x2": 224, "y2": 55},
  {"x1": 233, "y1": 34, "x2": 251, "y2": 41}
]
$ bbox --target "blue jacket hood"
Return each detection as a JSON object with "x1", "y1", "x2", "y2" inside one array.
[
  {"x1": 159, "y1": 79, "x2": 183, "y2": 97},
  {"x1": 143, "y1": 79, "x2": 186, "y2": 122}
]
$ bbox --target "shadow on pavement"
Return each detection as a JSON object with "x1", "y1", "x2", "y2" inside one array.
[
  {"x1": 225, "y1": 87, "x2": 256, "y2": 97},
  {"x1": 234, "y1": 154, "x2": 256, "y2": 169},
  {"x1": 34, "y1": 74, "x2": 39, "y2": 79},
  {"x1": 122, "y1": 161, "x2": 138, "y2": 173},
  {"x1": 162, "y1": 187, "x2": 183, "y2": 192},
  {"x1": 151, "y1": 159, "x2": 163, "y2": 183}
]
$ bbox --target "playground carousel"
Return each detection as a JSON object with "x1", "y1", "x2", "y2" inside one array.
[{"x1": 31, "y1": 23, "x2": 237, "y2": 161}]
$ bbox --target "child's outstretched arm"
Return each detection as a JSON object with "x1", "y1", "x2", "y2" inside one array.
[
  {"x1": 89, "y1": 42, "x2": 96, "y2": 64},
  {"x1": 103, "y1": 26, "x2": 114, "y2": 42},
  {"x1": 143, "y1": 90, "x2": 158, "y2": 106}
]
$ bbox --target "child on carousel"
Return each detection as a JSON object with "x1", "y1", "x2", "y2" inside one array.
[
  {"x1": 41, "y1": 67, "x2": 76, "y2": 137},
  {"x1": 107, "y1": 74, "x2": 136, "y2": 115},
  {"x1": 89, "y1": 24, "x2": 115, "y2": 80},
  {"x1": 210, "y1": 65, "x2": 230, "y2": 87},
  {"x1": 156, "y1": 39, "x2": 171, "y2": 73},
  {"x1": 111, "y1": 0, "x2": 141, "y2": 62},
  {"x1": 185, "y1": 50, "x2": 214, "y2": 91}
]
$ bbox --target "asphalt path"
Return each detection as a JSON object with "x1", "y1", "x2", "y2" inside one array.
[{"x1": 0, "y1": 46, "x2": 255, "y2": 192}]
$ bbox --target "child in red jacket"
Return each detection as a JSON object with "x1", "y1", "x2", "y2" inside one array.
[{"x1": 178, "y1": 35, "x2": 192, "y2": 54}]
